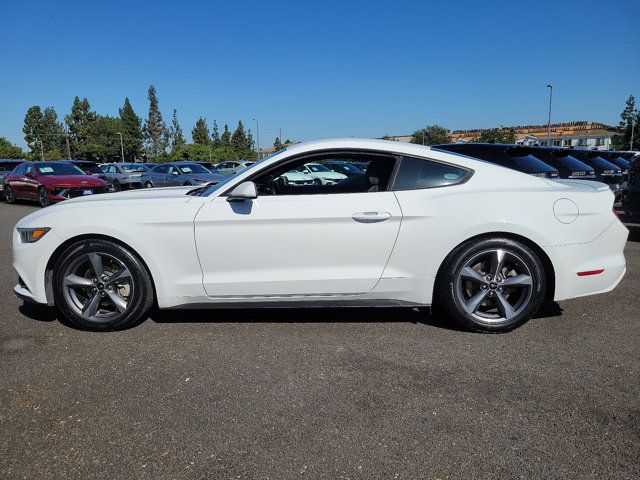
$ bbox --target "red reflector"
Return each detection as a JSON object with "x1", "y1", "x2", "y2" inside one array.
[{"x1": 577, "y1": 269, "x2": 604, "y2": 276}]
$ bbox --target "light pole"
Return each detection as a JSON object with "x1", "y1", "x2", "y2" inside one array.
[
  {"x1": 36, "y1": 138, "x2": 44, "y2": 161},
  {"x1": 64, "y1": 126, "x2": 72, "y2": 159},
  {"x1": 117, "y1": 132, "x2": 125, "y2": 162},
  {"x1": 631, "y1": 114, "x2": 636, "y2": 151},
  {"x1": 546, "y1": 84, "x2": 553, "y2": 145},
  {"x1": 252, "y1": 118, "x2": 260, "y2": 159}
]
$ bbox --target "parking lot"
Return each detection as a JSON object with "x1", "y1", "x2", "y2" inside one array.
[{"x1": 0, "y1": 202, "x2": 638, "y2": 479}]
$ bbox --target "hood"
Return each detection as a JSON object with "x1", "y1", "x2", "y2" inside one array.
[
  {"x1": 40, "y1": 175, "x2": 106, "y2": 187},
  {"x1": 320, "y1": 171, "x2": 347, "y2": 179},
  {"x1": 61, "y1": 186, "x2": 195, "y2": 205}
]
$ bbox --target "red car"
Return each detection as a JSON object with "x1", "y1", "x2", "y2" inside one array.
[{"x1": 3, "y1": 161, "x2": 108, "y2": 207}]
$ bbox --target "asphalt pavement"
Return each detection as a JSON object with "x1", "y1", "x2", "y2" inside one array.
[{"x1": 1, "y1": 202, "x2": 638, "y2": 479}]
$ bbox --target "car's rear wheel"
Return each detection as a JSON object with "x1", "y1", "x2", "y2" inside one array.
[
  {"x1": 436, "y1": 237, "x2": 545, "y2": 333},
  {"x1": 113, "y1": 180, "x2": 121, "y2": 191},
  {"x1": 313, "y1": 178, "x2": 322, "y2": 186},
  {"x1": 52, "y1": 239, "x2": 154, "y2": 331},
  {"x1": 144, "y1": 181, "x2": 153, "y2": 188},
  {"x1": 4, "y1": 185, "x2": 15, "y2": 203},
  {"x1": 38, "y1": 187, "x2": 50, "y2": 208}
]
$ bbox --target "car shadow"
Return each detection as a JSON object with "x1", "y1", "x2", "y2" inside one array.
[
  {"x1": 619, "y1": 213, "x2": 640, "y2": 242},
  {"x1": 17, "y1": 301, "x2": 564, "y2": 333}
]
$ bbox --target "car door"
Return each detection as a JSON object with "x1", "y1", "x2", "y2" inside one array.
[
  {"x1": 166, "y1": 166, "x2": 181, "y2": 186},
  {"x1": 194, "y1": 152, "x2": 402, "y2": 297},
  {"x1": 152, "y1": 165, "x2": 167, "y2": 186},
  {"x1": 8, "y1": 163, "x2": 27, "y2": 198},
  {"x1": 23, "y1": 164, "x2": 40, "y2": 199}
]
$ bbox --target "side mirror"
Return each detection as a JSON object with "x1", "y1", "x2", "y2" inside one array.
[
  {"x1": 227, "y1": 181, "x2": 257, "y2": 202},
  {"x1": 25, "y1": 172, "x2": 34, "y2": 178},
  {"x1": 172, "y1": 171, "x2": 180, "y2": 175}
]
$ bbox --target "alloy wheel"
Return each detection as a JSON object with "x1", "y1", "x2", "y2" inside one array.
[
  {"x1": 454, "y1": 248, "x2": 534, "y2": 323},
  {"x1": 61, "y1": 252, "x2": 134, "y2": 323}
]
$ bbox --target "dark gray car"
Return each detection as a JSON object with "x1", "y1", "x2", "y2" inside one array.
[
  {"x1": 0, "y1": 159, "x2": 25, "y2": 198},
  {"x1": 141, "y1": 162, "x2": 224, "y2": 188},
  {"x1": 100, "y1": 163, "x2": 149, "y2": 191}
]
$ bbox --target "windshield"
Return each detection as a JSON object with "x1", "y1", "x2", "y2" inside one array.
[
  {"x1": 36, "y1": 163, "x2": 86, "y2": 175},
  {"x1": 509, "y1": 155, "x2": 556, "y2": 173},
  {"x1": 122, "y1": 164, "x2": 148, "y2": 172},
  {"x1": 199, "y1": 158, "x2": 268, "y2": 196},
  {"x1": 75, "y1": 163, "x2": 102, "y2": 174},
  {"x1": 306, "y1": 163, "x2": 331, "y2": 172},
  {"x1": 178, "y1": 163, "x2": 210, "y2": 174}
]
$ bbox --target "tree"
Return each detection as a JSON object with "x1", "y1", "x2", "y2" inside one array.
[
  {"x1": 169, "y1": 109, "x2": 186, "y2": 151},
  {"x1": 119, "y1": 97, "x2": 144, "y2": 161},
  {"x1": 612, "y1": 95, "x2": 639, "y2": 150},
  {"x1": 170, "y1": 143, "x2": 212, "y2": 161},
  {"x1": 44, "y1": 149, "x2": 63, "y2": 161},
  {"x1": 143, "y1": 85, "x2": 169, "y2": 157},
  {"x1": 221, "y1": 123, "x2": 232, "y2": 148},
  {"x1": 273, "y1": 137, "x2": 284, "y2": 151},
  {"x1": 0, "y1": 137, "x2": 26, "y2": 158},
  {"x1": 410, "y1": 125, "x2": 452, "y2": 145},
  {"x1": 65, "y1": 97, "x2": 97, "y2": 158},
  {"x1": 23, "y1": 105, "x2": 65, "y2": 159},
  {"x1": 471, "y1": 128, "x2": 516, "y2": 144},
  {"x1": 211, "y1": 120, "x2": 221, "y2": 148},
  {"x1": 231, "y1": 121, "x2": 255, "y2": 158},
  {"x1": 191, "y1": 117, "x2": 210, "y2": 145}
]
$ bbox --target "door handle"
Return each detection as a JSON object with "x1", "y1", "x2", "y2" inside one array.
[{"x1": 351, "y1": 211, "x2": 392, "y2": 223}]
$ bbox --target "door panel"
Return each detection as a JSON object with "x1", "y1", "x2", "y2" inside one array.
[{"x1": 194, "y1": 192, "x2": 402, "y2": 297}]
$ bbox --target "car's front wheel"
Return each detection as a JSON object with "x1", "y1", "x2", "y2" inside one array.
[
  {"x1": 113, "y1": 180, "x2": 121, "y2": 191},
  {"x1": 436, "y1": 237, "x2": 545, "y2": 333},
  {"x1": 38, "y1": 187, "x2": 50, "y2": 208},
  {"x1": 144, "y1": 181, "x2": 153, "y2": 188},
  {"x1": 52, "y1": 239, "x2": 154, "y2": 331}
]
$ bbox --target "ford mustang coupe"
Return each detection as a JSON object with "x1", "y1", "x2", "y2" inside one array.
[{"x1": 12, "y1": 139, "x2": 627, "y2": 332}]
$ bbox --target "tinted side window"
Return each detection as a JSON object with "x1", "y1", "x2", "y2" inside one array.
[
  {"x1": 14, "y1": 164, "x2": 27, "y2": 175},
  {"x1": 393, "y1": 156, "x2": 470, "y2": 191}
]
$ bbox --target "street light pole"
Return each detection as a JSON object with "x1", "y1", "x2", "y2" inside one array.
[
  {"x1": 546, "y1": 84, "x2": 553, "y2": 145},
  {"x1": 252, "y1": 118, "x2": 260, "y2": 159},
  {"x1": 36, "y1": 138, "x2": 44, "y2": 161},
  {"x1": 631, "y1": 115, "x2": 636, "y2": 151},
  {"x1": 117, "y1": 132, "x2": 125, "y2": 162},
  {"x1": 64, "y1": 126, "x2": 72, "y2": 159}
]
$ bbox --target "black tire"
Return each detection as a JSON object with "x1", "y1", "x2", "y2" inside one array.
[
  {"x1": 183, "y1": 182, "x2": 192, "y2": 186},
  {"x1": 52, "y1": 239, "x2": 154, "y2": 331},
  {"x1": 313, "y1": 178, "x2": 322, "y2": 186},
  {"x1": 435, "y1": 237, "x2": 545, "y2": 333},
  {"x1": 38, "y1": 187, "x2": 50, "y2": 208},
  {"x1": 144, "y1": 181, "x2": 154, "y2": 189},
  {"x1": 113, "y1": 180, "x2": 121, "y2": 192},
  {"x1": 4, "y1": 185, "x2": 15, "y2": 204}
]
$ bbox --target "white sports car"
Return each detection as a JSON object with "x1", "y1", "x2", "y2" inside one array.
[{"x1": 12, "y1": 139, "x2": 627, "y2": 332}]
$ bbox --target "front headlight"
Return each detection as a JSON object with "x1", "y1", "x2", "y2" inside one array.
[{"x1": 17, "y1": 227, "x2": 51, "y2": 243}]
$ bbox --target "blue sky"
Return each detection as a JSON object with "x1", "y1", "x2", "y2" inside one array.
[{"x1": 1, "y1": 0, "x2": 638, "y2": 148}]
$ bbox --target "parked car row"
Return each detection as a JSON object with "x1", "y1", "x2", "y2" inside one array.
[{"x1": 434, "y1": 144, "x2": 634, "y2": 199}]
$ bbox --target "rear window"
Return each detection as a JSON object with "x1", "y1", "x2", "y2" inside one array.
[
  {"x1": 75, "y1": 163, "x2": 102, "y2": 174},
  {"x1": 393, "y1": 156, "x2": 471, "y2": 190}
]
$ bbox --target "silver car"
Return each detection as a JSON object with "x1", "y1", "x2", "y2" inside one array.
[
  {"x1": 142, "y1": 162, "x2": 224, "y2": 188},
  {"x1": 100, "y1": 163, "x2": 149, "y2": 191},
  {"x1": 213, "y1": 160, "x2": 255, "y2": 176}
]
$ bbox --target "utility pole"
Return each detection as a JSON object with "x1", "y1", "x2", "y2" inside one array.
[
  {"x1": 631, "y1": 114, "x2": 636, "y2": 151},
  {"x1": 279, "y1": 127, "x2": 282, "y2": 143},
  {"x1": 546, "y1": 84, "x2": 553, "y2": 145},
  {"x1": 117, "y1": 132, "x2": 125, "y2": 162},
  {"x1": 36, "y1": 138, "x2": 44, "y2": 161},
  {"x1": 64, "y1": 126, "x2": 72, "y2": 159},
  {"x1": 252, "y1": 118, "x2": 260, "y2": 159}
]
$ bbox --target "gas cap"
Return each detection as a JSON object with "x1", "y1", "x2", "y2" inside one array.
[{"x1": 553, "y1": 198, "x2": 579, "y2": 224}]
